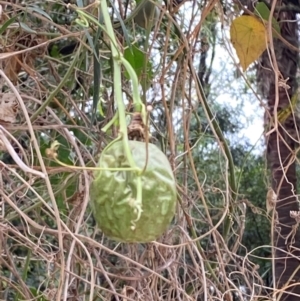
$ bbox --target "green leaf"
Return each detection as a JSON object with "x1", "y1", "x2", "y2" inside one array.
[
  {"x1": 50, "y1": 172, "x2": 78, "y2": 212},
  {"x1": 92, "y1": 20, "x2": 102, "y2": 124},
  {"x1": 19, "y1": 22, "x2": 37, "y2": 33},
  {"x1": 108, "y1": 0, "x2": 132, "y2": 51},
  {"x1": 28, "y1": 5, "x2": 53, "y2": 21},
  {"x1": 29, "y1": 287, "x2": 49, "y2": 301},
  {"x1": 71, "y1": 120, "x2": 92, "y2": 145},
  {"x1": 54, "y1": 135, "x2": 73, "y2": 165},
  {"x1": 255, "y1": 2, "x2": 281, "y2": 34},
  {"x1": 124, "y1": 45, "x2": 153, "y2": 84},
  {"x1": 0, "y1": 16, "x2": 17, "y2": 35},
  {"x1": 49, "y1": 44, "x2": 60, "y2": 58}
]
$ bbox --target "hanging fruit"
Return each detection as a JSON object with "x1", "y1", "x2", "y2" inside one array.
[{"x1": 90, "y1": 140, "x2": 177, "y2": 243}]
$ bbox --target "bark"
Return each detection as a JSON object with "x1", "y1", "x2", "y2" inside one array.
[{"x1": 258, "y1": 3, "x2": 300, "y2": 300}]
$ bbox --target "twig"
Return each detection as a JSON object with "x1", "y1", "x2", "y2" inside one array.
[
  {"x1": 0, "y1": 126, "x2": 45, "y2": 178},
  {"x1": 0, "y1": 69, "x2": 65, "y2": 301}
]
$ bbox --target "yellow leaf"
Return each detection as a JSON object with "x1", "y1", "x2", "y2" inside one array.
[{"x1": 230, "y1": 15, "x2": 268, "y2": 71}]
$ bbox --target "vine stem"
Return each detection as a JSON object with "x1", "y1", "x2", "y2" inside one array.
[
  {"x1": 0, "y1": 69, "x2": 66, "y2": 301},
  {"x1": 98, "y1": 0, "x2": 144, "y2": 224},
  {"x1": 30, "y1": 42, "x2": 82, "y2": 122},
  {"x1": 0, "y1": 127, "x2": 45, "y2": 178},
  {"x1": 70, "y1": 3, "x2": 146, "y2": 120},
  {"x1": 101, "y1": 1, "x2": 136, "y2": 168},
  {"x1": 70, "y1": 2, "x2": 145, "y2": 225}
]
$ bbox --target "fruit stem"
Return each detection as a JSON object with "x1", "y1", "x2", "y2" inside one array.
[
  {"x1": 99, "y1": 0, "x2": 137, "y2": 169},
  {"x1": 121, "y1": 57, "x2": 146, "y2": 122}
]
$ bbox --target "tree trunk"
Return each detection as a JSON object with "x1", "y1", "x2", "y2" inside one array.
[{"x1": 258, "y1": 2, "x2": 300, "y2": 300}]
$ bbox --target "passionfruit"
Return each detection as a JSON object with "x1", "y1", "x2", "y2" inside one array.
[{"x1": 89, "y1": 140, "x2": 177, "y2": 243}]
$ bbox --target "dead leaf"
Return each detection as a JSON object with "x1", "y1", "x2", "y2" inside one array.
[
  {"x1": 2, "y1": 52, "x2": 22, "y2": 83},
  {"x1": 230, "y1": 15, "x2": 268, "y2": 71},
  {"x1": 0, "y1": 93, "x2": 18, "y2": 123}
]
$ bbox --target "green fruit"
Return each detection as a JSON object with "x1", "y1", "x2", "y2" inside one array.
[{"x1": 90, "y1": 140, "x2": 177, "y2": 243}]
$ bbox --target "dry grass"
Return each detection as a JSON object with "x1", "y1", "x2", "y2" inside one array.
[{"x1": 0, "y1": 0, "x2": 287, "y2": 300}]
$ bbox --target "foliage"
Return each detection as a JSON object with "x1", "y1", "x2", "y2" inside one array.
[
  {"x1": 230, "y1": 2, "x2": 281, "y2": 71},
  {"x1": 230, "y1": 15, "x2": 268, "y2": 71}
]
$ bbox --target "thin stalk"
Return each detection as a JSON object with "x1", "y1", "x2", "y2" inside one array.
[
  {"x1": 121, "y1": 58, "x2": 146, "y2": 118},
  {"x1": 73, "y1": 4, "x2": 139, "y2": 170},
  {"x1": 14, "y1": 249, "x2": 32, "y2": 301},
  {"x1": 192, "y1": 70, "x2": 237, "y2": 240},
  {"x1": 30, "y1": 42, "x2": 83, "y2": 122},
  {"x1": 100, "y1": 0, "x2": 137, "y2": 169},
  {"x1": 101, "y1": 111, "x2": 119, "y2": 132}
]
